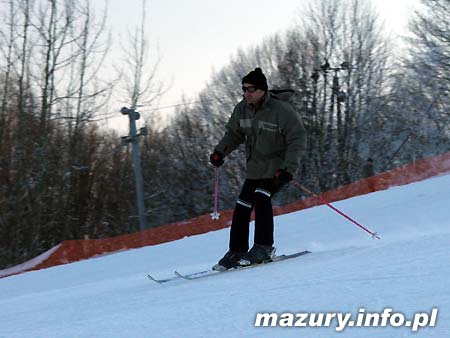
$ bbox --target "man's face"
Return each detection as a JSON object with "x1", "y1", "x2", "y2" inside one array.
[{"x1": 242, "y1": 82, "x2": 265, "y2": 105}]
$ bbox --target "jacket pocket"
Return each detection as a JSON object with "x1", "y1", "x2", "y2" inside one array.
[{"x1": 256, "y1": 121, "x2": 283, "y2": 156}]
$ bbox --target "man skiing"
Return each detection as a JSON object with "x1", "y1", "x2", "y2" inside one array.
[{"x1": 210, "y1": 67, "x2": 306, "y2": 270}]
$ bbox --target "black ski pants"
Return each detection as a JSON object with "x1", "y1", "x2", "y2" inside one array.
[{"x1": 229, "y1": 178, "x2": 276, "y2": 252}]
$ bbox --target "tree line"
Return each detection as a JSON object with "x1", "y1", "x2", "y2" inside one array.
[{"x1": 0, "y1": 0, "x2": 448, "y2": 269}]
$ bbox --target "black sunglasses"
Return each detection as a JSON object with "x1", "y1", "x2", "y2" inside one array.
[{"x1": 242, "y1": 85, "x2": 258, "y2": 93}]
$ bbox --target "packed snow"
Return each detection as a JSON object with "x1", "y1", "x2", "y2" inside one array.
[{"x1": 1, "y1": 174, "x2": 449, "y2": 338}]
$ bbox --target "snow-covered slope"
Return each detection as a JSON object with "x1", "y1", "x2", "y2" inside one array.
[{"x1": 1, "y1": 175, "x2": 449, "y2": 338}]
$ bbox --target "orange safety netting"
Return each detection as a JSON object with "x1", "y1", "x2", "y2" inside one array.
[{"x1": 3, "y1": 151, "x2": 450, "y2": 277}]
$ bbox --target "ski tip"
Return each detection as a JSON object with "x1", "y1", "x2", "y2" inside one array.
[
  {"x1": 147, "y1": 274, "x2": 162, "y2": 283},
  {"x1": 147, "y1": 274, "x2": 172, "y2": 284}
]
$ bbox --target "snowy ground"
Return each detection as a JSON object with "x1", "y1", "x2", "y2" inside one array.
[{"x1": 1, "y1": 174, "x2": 449, "y2": 338}]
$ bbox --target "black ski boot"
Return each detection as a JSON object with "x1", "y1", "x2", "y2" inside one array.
[
  {"x1": 212, "y1": 251, "x2": 246, "y2": 271},
  {"x1": 238, "y1": 244, "x2": 275, "y2": 266}
]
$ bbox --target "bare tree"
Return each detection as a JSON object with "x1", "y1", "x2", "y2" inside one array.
[
  {"x1": 0, "y1": 1, "x2": 16, "y2": 138},
  {"x1": 0, "y1": 0, "x2": 19, "y2": 186},
  {"x1": 376, "y1": 0, "x2": 450, "y2": 168},
  {"x1": 406, "y1": 0, "x2": 450, "y2": 133},
  {"x1": 280, "y1": 0, "x2": 393, "y2": 188},
  {"x1": 117, "y1": 0, "x2": 163, "y2": 110},
  {"x1": 0, "y1": 0, "x2": 120, "y2": 268},
  {"x1": 32, "y1": 0, "x2": 74, "y2": 133}
]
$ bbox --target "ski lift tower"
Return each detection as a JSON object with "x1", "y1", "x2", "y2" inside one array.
[{"x1": 120, "y1": 107, "x2": 148, "y2": 231}]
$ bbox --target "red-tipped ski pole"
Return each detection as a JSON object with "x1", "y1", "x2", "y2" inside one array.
[
  {"x1": 290, "y1": 180, "x2": 380, "y2": 240},
  {"x1": 210, "y1": 168, "x2": 220, "y2": 220}
]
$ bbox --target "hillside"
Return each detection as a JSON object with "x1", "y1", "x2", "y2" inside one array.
[{"x1": 0, "y1": 174, "x2": 449, "y2": 337}]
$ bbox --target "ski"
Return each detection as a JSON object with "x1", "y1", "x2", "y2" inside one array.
[
  {"x1": 174, "y1": 250, "x2": 311, "y2": 281},
  {"x1": 147, "y1": 274, "x2": 176, "y2": 284},
  {"x1": 147, "y1": 250, "x2": 311, "y2": 284},
  {"x1": 147, "y1": 269, "x2": 211, "y2": 284}
]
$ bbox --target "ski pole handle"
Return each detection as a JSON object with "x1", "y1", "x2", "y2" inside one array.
[{"x1": 290, "y1": 180, "x2": 380, "y2": 240}]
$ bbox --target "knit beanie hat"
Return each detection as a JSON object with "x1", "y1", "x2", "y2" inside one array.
[{"x1": 242, "y1": 67, "x2": 268, "y2": 91}]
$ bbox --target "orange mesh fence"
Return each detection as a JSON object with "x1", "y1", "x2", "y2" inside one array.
[{"x1": 3, "y1": 151, "x2": 450, "y2": 277}]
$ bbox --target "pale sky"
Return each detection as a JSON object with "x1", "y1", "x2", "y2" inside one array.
[{"x1": 98, "y1": 0, "x2": 420, "y2": 131}]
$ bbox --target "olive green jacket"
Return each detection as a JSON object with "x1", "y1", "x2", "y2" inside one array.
[{"x1": 214, "y1": 92, "x2": 306, "y2": 179}]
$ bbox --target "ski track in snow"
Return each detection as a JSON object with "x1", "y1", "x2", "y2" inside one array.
[{"x1": 0, "y1": 174, "x2": 449, "y2": 337}]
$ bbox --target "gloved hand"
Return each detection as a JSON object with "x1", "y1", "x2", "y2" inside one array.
[
  {"x1": 274, "y1": 169, "x2": 293, "y2": 192},
  {"x1": 210, "y1": 151, "x2": 224, "y2": 167}
]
